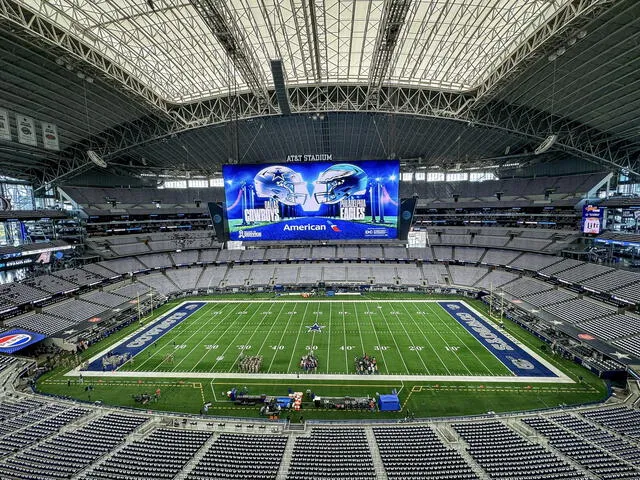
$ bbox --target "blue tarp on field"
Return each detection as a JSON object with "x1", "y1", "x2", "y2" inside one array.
[{"x1": 438, "y1": 301, "x2": 557, "y2": 377}]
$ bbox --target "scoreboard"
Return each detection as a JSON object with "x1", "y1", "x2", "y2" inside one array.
[{"x1": 222, "y1": 160, "x2": 400, "y2": 242}]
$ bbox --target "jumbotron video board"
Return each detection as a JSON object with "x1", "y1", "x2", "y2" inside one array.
[{"x1": 222, "y1": 160, "x2": 399, "y2": 241}]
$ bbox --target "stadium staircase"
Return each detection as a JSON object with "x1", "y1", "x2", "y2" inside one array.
[
  {"x1": 275, "y1": 434, "x2": 296, "y2": 479},
  {"x1": 471, "y1": 269, "x2": 491, "y2": 288},
  {"x1": 364, "y1": 426, "x2": 388, "y2": 480},
  {"x1": 193, "y1": 266, "x2": 206, "y2": 289},
  {"x1": 435, "y1": 424, "x2": 490, "y2": 479},
  {"x1": 172, "y1": 431, "x2": 220, "y2": 480},
  {"x1": 164, "y1": 272, "x2": 181, "y2": 292}
]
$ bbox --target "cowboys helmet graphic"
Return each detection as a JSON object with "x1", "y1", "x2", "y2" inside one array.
[
  {"x1": 314, "y1": 163, "x2": 368, "y2": 204},
  {"x1": 253, "y1": 165, "x2": 308, "y2": 206},
  {"x1": 506, "y1": 356, "x2": 534, "y2": 370}
]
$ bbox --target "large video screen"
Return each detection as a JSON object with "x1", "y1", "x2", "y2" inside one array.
[
  {"x1": 582, "y1": 205, "x2": 604, "y2": 234},
  {"x1": 223, "y1": 160, "x2": 399, "y2": 241}
]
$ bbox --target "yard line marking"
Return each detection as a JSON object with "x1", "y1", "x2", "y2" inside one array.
[
  {"x1": 227, "y1": 304, "x2": 277, "y2": 373},
  {"x1": 341, "y1": 302, "x2": 349, "y2": 373},
  {"x1": 363, "y1": 302, "x2": 389, "y2": 374},
  {"x1": 208, "y1": 304, "x2": 263, "y2": 372},
  {"x1": 170, "y1": 304, "x2": 240, "y2": 371},
  {"x1": 325, "y1": 302, "x2": 332, "y2": 374},
  {"x1": 352, "y1": 302, "x2": 367, "y2": 363},
  {"x1": 267, "y1": 302, "x2": 299, "y2": 373},
  {"x1": 424, "y1": 301, "x2": 501, "y2": 375},
  {"x1": 286, "y1": 302, "x2": 311, "y2": 373},
  {"x1": 390, "y1": 306, "x2": 430, "y2": 374},
  {"x1": 399, "y1": 302, "x2": 453, "y2": 375},
  {"x1": 182, "y1": 304, "x2": 243, "y2": 371},
  {"x1": 376, "y1": 303, "x2": 411, "y2": 375},
  {"x1": 184, "y1": 303, "x2": 252, "y2": 369},
  {"x1": 254, "y1": 302, "x2": 288, "y2": 363},
  {"x1": 132, "y1": 304, "x2": 214, "y2": 371}
]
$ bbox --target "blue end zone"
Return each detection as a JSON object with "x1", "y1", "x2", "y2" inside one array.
[
  {"x1": 438, "y1": 301, "x2": 557, "y2": 377},
  {"x1": 86, "y1": 302, "x2": 206, "y2": 371}
]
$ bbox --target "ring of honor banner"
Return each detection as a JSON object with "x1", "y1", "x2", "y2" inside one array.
[
  {"x1": 223, "y1": 160, "x2": 400, "y2": 241},
  {"x1": 0, "y1": 109, "x2": 10, "y2": 141},
  {"x1": 16, "y1": 114, "x2": 37, "y2": 146},
  {"x1": 41, "y1": 122, "x2": 59, "y2": 151}
]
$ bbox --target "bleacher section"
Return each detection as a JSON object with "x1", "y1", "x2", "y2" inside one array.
[
  {"x1": 0, "y1": 413, "x2": 147, "y2": 480},
  {"x1": 522, "y1": 416, "x2": 640, "y2": 480},
  {"x1": 81, "y1": 428, "x2": 212, "y2": 480},
  {"x1": 448, "y1": 265, "x2": 488, "y2": 287},
  {"x1": 423, "y1": 227, "x2": 580, "y2": 254},
  {"x1": 373, "y1": 425, "x2": 477, "y2": 479},
  {"x1": 287, "y1": 428, "x2": 376, "y2": 480},
  {"x1": 412, "y1": 172, "x2": 607, "y2": 205},
  {"x1": 452, "y1": 420, "x2": 584, "y2": 479},
  {"x1": 186, "y1": 433, "x2": 288, "y2": 480},
  {"x1": 543, "y1": 298, "x2": 617, "y2": 324},
  {"x1": 0, "y1": 386, "x2": 637, "y2": 480}
]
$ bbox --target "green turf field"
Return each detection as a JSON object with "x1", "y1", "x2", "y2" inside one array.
[
  {"x1": 120, "y1": 300, "x2": 512, "y2": 376},
  {"x1": 35, "y1": 294, "x2": 608, "y2": 419}
]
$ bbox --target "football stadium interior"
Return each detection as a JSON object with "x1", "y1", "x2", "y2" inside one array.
[{"x1": 2, "y1": 0, "x2": 640, "y2": 478}]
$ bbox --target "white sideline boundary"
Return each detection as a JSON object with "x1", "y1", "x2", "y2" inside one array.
[
  {"x1": 68, "y1": 299, "x2": 574, "y2": 384},
  {"x1": 68, "y1": 371, "x2": 574, "y2": 383}
]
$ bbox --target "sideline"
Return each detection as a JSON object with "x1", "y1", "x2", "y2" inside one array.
[{"x1": 66, "y1": 370, "x2": 574, "y2": 383}]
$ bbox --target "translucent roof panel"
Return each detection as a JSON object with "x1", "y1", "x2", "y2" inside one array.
[{"x1": 17, "y1": 0, "x2": 568, "y2": 103}]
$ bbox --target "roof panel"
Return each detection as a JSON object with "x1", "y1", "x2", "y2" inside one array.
[{"x1": 14, "y1": 0, "x2": 571, "y2": 103}]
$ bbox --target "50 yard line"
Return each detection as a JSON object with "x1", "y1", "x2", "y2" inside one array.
[{"x1": 286, "y1": 302, "x2": 311, "y2": 373}]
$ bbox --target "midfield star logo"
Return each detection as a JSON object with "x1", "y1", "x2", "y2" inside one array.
[{"x1": 306, "y1": 322, "x2": 325, "y2": 333}]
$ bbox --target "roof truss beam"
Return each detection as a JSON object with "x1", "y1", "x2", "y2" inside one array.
[
  {"x1": 472, "y1": 0, "x2": 613, "y2": 107},
  {"x1": 189, "y1": 0, "x2": 270, "y2": 102},
  {"x1": 0, "y1": 0, "x2": 172, "y2": 118},
  {"x1": 77, "y1": 84, "x2": 636, "y2": 176},
  {"x1": 368, "y1": 0, "x2": 412, "y2": 92}
]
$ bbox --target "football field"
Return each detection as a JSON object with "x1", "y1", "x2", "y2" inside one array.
[{"x1": 81, "y1": 299, "x2": 565, "y2": 381}]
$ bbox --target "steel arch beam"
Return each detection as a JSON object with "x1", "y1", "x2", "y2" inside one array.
[{"x1": 70, "y1": 84, "x2": 638, "y2": 175}]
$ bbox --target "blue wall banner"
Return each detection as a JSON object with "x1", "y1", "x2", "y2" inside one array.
[
  {"x1": 0, "y1": 329, "x2": 46, "y2": 354},
  {"x1": 438, "y1": 301, "x2": 557, "y2": 377},
  {"x1": 86, "y1": 302, "x2": 206, "y2": 371}
]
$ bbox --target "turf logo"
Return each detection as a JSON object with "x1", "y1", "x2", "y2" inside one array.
[
  {"x1": 306, "y1": 322, "x2": 325, "y2": 333},
  {"x1": 446, "y1": 304, "x2": 460, "y2": 310},
  {"x1": 455, "y1": 312, "x2": 513, "y2": 352},
  {"x1": 507, "y1": 356, "x2": 534, "y2": 370},
  {"x1": 126, "y1": 312, "x2": 187, "y2": 348},
  {"x1": 0, "y1": 333, "x2": 31, "y2": 349}
]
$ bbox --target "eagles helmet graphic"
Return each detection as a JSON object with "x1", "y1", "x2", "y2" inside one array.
[
  {"x1": 314, "y1": 163, "x2": 368, "y2": 204},
  {"x1": 253, "y1": 165, "x2": 308, "y2": 206}
]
